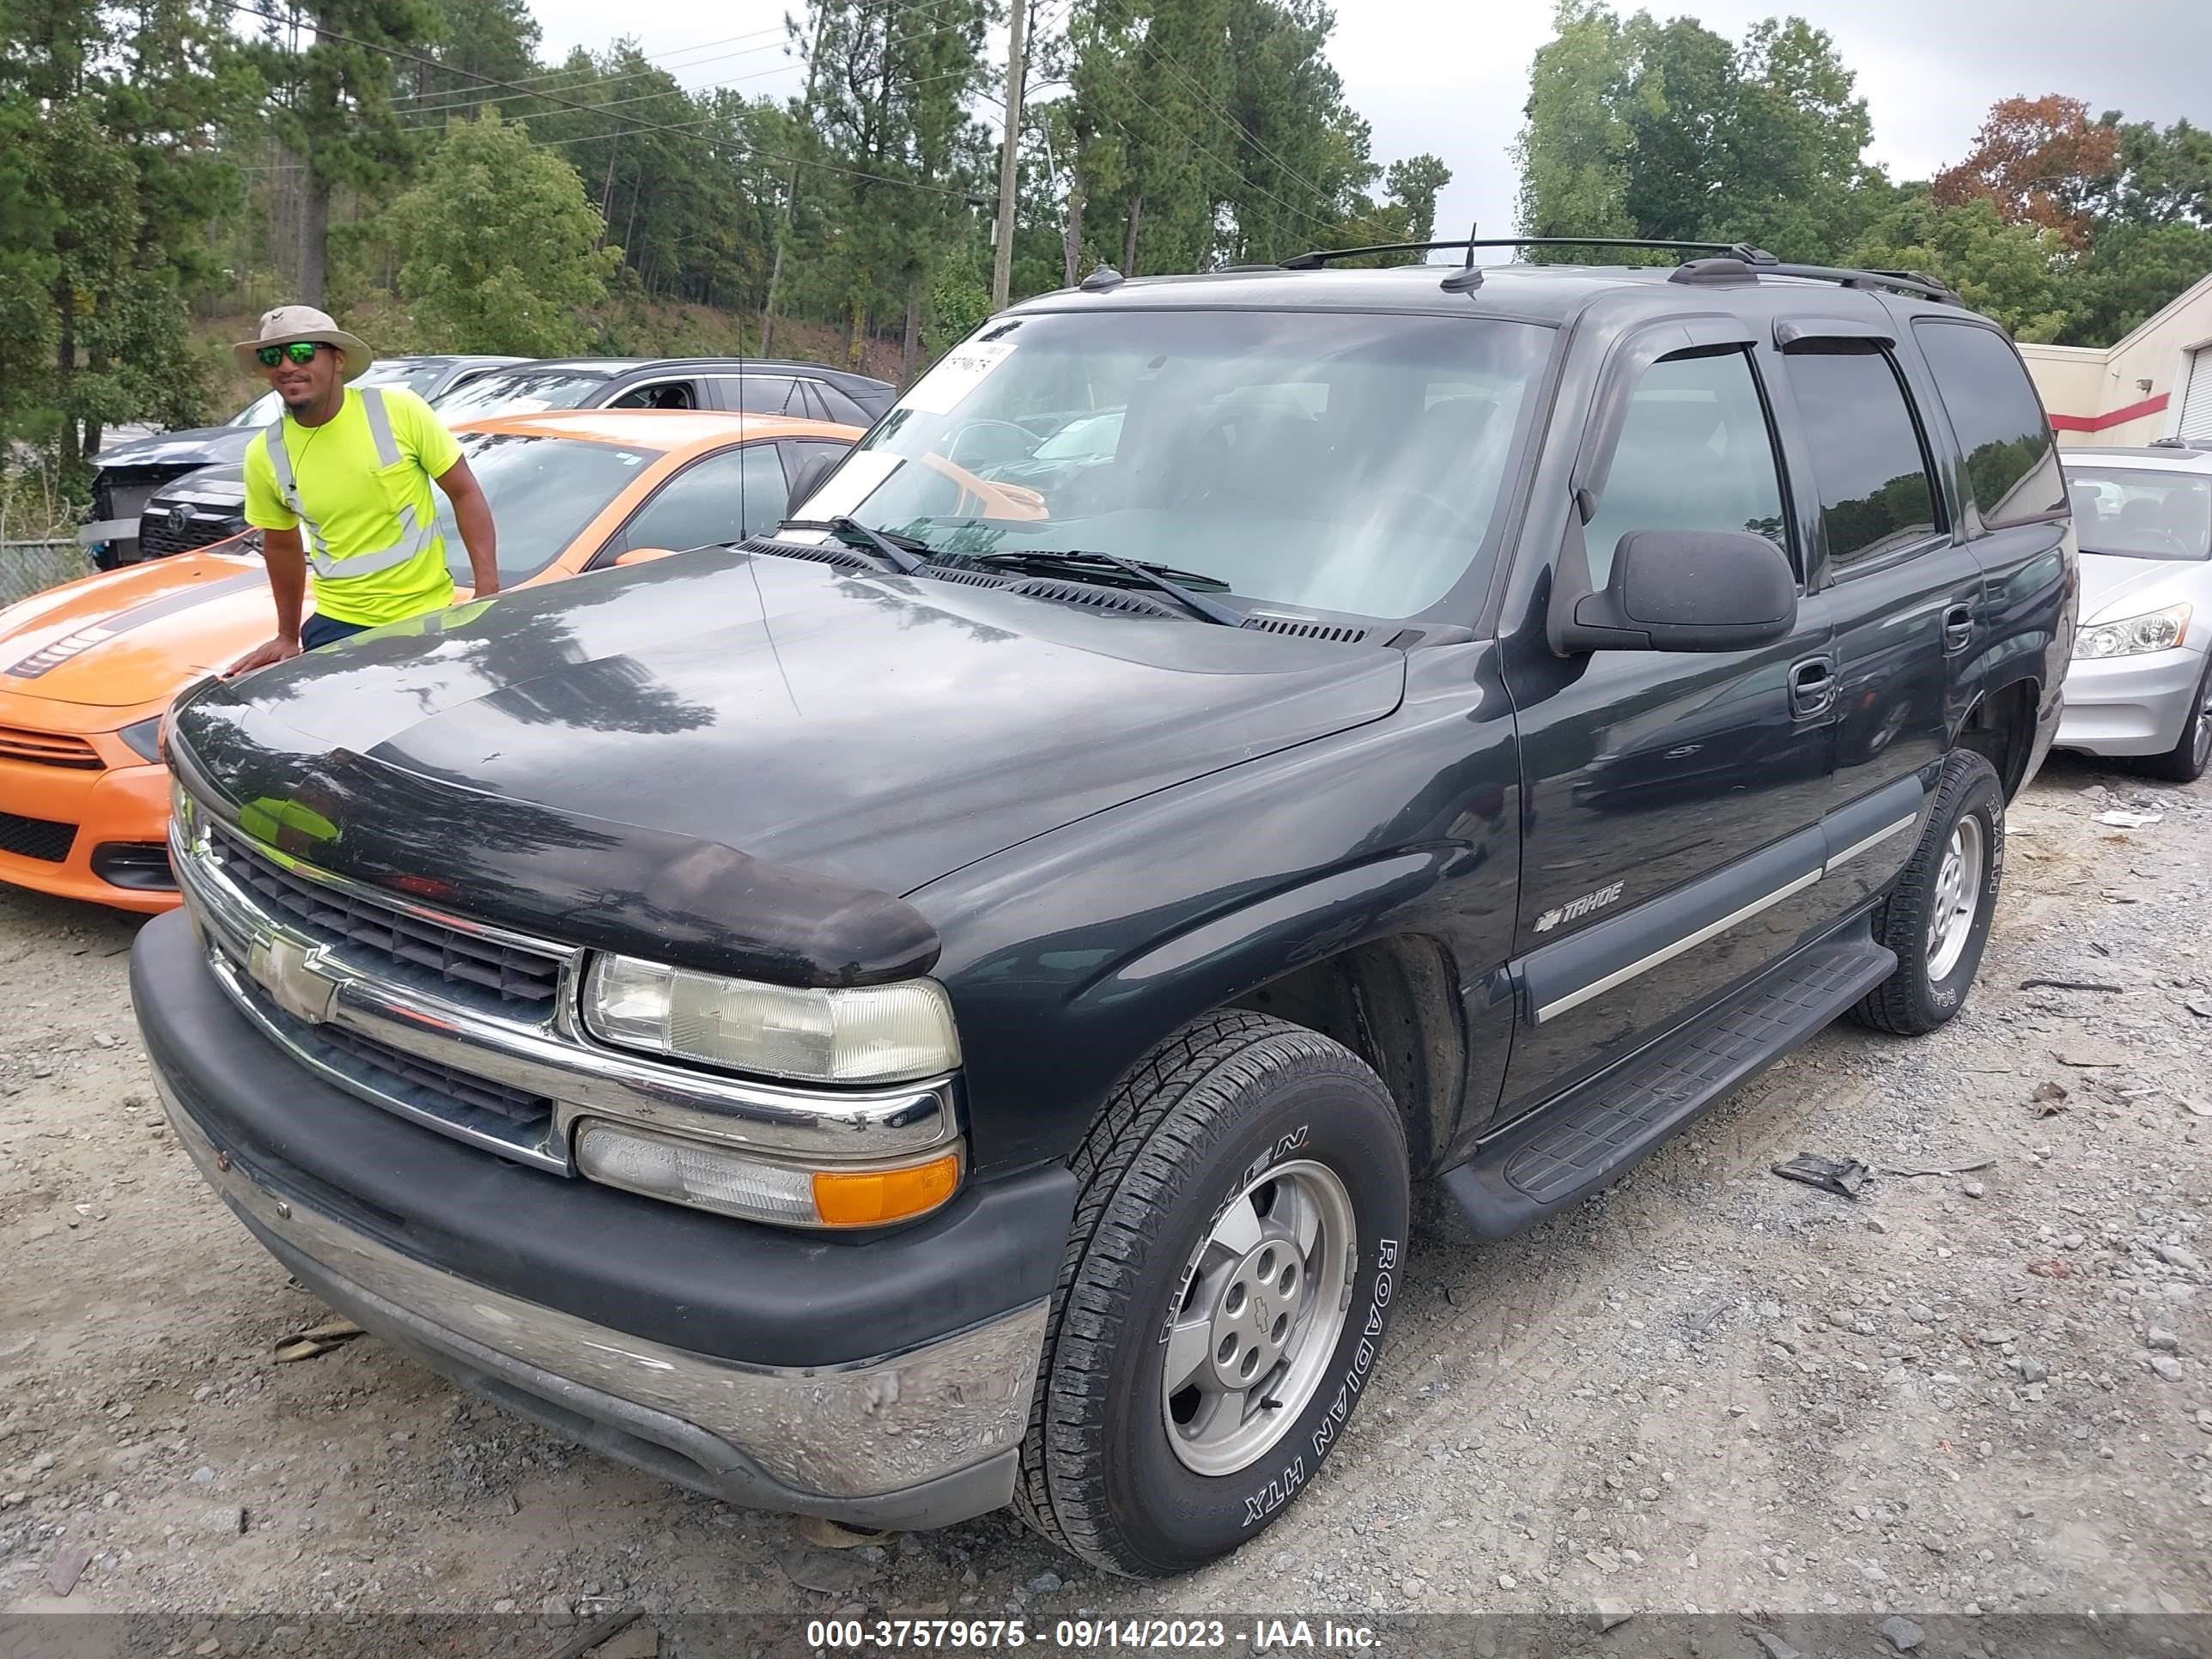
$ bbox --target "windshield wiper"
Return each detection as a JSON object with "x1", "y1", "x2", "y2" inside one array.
[
  {"x1": 969, "y1": 549, "x2": 1243, "y2": 627},
  {"x1": 776, "y1": 516, "x2": 927, "y2": 574}
]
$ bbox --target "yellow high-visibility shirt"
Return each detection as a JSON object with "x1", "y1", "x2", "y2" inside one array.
[{"x1": 241, "y1": 386, "x2": 463, "y2": 628}]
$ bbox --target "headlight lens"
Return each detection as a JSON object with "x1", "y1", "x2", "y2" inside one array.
[
  {"x1": 583, "y1": 954, "x2": 960, "y2": 1085},
  {"x1": 574, "y1": 1118, "x2": 963, "y2": 1229},
  {"x1": 2075, "y1": 604, "x2": 2190, "y2": 659},
  {"x1": 118, "y1": 716, "x2": 164, "y2": 763}
]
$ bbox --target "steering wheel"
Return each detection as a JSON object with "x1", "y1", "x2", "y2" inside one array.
[{"x1": 945, "y1": 418, "x2": 1039, "y2": 471}]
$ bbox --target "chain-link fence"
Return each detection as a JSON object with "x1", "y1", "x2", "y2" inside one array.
[{"x1": 1, "y1": 540, "x2": 90, "y2": 608}]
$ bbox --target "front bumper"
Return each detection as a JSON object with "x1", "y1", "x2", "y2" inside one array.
[
  {"x1": 0, "y1": 749, "x2": 177, "y2": 913},
  {"x1": 134, "y1": 909, "x2": 1073, "y2": 1528},
  {"x1": 2057, "y1": 646, "x2": 2208, "y2": 757}
]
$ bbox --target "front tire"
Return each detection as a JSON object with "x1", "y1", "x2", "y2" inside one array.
[
  {"x1": 1014, "y1": 1012, "x2": 1410, "y2": 1577},
  {"x1": 1850, "y1": 750, "x2": 2004, "y2": 1036},
  {"x1": 2132, "y1": 656, "x2": 2212, "y2": 784}
]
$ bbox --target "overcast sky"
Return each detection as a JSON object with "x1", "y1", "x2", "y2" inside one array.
[{"x1": 514, "y1": 0, "x2": 2212, "y2": 258}]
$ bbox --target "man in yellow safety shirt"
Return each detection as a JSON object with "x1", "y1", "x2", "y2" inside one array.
[{"x1": 228, "y1": 305, "x2": 500, "y2": 673}]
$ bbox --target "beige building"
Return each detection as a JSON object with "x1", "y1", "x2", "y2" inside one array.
[{"x1": 2018, "y1": 270, "x2": 2212, "y2": 447}]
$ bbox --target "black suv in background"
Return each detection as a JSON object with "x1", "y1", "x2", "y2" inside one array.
[
  {"x1": 137, "y1": 242, "x2": 2072, "y2": 1578},
  {"x1": 130, "y1": 356, "x2": 897, "y2": 563}
]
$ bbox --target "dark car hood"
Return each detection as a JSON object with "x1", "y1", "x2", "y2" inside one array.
[
  {"x1": 93, "y1": 425, "x2": 257, "y2": 472},
  {"x1": 155, "y1": 460, "x2": 249, "y2": 503},
  {"x1": 173, "y1": 552, "x2": 1405, "y2": 984}
]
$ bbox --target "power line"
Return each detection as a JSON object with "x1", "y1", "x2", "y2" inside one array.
[
  {"x1": 394, "y1": 1, "x2": 982, "y2": 132},
  {"x1": 221, "y1": 0, "x2": 981, "y2": 202},
  {"x1": 1075, "y1": 42, "x2": 1336, "y2": 237},
  {"x1": 395, "y1": 0, "x2": 979, "y2": 129},
  {"x1": 390, "y1": 22, "x2": 790, "y2": 111},
  {"x1": 1135, "y1": 33, "x2": 1337, "y2": 215}
]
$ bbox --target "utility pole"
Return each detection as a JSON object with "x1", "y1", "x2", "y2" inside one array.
[{"x1": 990, "y1": 0, "x2": 1029, "y2": 310}]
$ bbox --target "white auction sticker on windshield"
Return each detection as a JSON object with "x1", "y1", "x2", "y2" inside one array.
[
  {"x1": 786, "y1": 447, "x2": 903, "y2": 527},
  {"x1": 901, "y1": 337, "x2": 1018, "y2": 415}
]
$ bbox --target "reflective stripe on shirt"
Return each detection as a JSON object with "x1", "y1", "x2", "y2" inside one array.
[{"x1": 265, "y1": 387, "x2": 438, "y2": 582}]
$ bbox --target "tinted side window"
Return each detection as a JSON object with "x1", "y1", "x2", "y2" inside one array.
[
  {"x1": 732, "y1": 376, "x2": 805, "y2": 416},
  {"x1": 1914, "y1": 322, "x2": 2063, "y2": 528},
  {"x1": 1584, "y1": 349, "x2": 1790, "y2": 585},
  {"x1": 815, "y1": 384, "x2": 872, "y2": 425},
  {"x1": 1788, "y1": 344, "x2": 1939, "y2": 569},
  {"x1": 609, "y1": 380, "x2": 698, "y2": 410},
  {"x1": 607, "y1": 444, "x2": 789, "y2": 555}
]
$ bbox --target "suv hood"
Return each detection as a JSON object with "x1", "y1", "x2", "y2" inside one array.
[
  {"x1": 93, "y1": 425, "x2": 257, "y2": 474},
  {"x1": 172, "y1": 551, "x2": 1406, "y2": 982},
  {"x1": 155, "y1": 460, "x2": 249, "y2": 503}
]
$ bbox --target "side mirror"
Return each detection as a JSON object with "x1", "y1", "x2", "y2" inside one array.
[
  {"x1": 1554, "y1": 529, "x2": 1796, "y2": 653},
  {"x1": 785, "y1": 453, "x2": 837, "y2": 513},
  {"x1": 612, "y1": 546, "x2": 680, "y2": 567}
]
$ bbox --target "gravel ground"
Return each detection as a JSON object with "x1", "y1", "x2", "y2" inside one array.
[{"x1": 0, "y1": 756, "x2": 2207, "y2": 1638}]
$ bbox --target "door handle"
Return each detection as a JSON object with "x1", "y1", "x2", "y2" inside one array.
[
  {"x1": 1942, "y1": 604, "x2": 1974, "y2": 655},
  {"x1": 1790, "y1": 655, "x2": 1836, "y2": 720}
]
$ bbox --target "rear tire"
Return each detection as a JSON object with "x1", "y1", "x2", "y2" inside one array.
[
  {"x1": 1013, "y1": 1011, "x2": 1410, "y2": 1577},
  {"x1": 1850, "y1": 751, "x2": 2004, "y2": 1036},
  {"x1": 2131, "y1": 656, "x2": 2212, "y2": 784}
]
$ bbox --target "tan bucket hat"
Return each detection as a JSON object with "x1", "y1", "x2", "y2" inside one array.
[{"x1": 231, "y1": 304, "x2": 373, "y2": 380}]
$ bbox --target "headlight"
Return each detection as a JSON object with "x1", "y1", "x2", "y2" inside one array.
[
  {"x1": 2075, "y1": 604, "x2": 2189, "y2": 659},
  {"x1": 583, "y1": 954, "x2": 960, "y2": 1085},
  {"x1": 574, "y1": 1118, "x2": 963, "y2": 1229},
  {"x1": 118, "y1": 716, "x2": 164, "y2": 763}
]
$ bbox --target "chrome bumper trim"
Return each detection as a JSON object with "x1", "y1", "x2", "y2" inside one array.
[
  {"x1": 157, "y1": 1074, "x2": 1047, "y2": 1500},
  {"x1": 171, "y1": 810, "x2": 957, "y2": 1163}
]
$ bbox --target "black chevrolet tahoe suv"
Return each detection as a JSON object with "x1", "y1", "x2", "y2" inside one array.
[{"x1": 134, "y1": 240, "x2": 2075, "y2": 1578}]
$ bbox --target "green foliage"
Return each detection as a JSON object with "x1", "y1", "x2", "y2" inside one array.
[
  {"x1": 388, "y1": 111, "x2": 620, "y2": 355},
  {"x1": 1516, "y1": 7, "x2": 2212, "y2": 350},
  {"x1": 1513, "y1": 0, "x2": 1634, "y2": 252},
  {"x1": 1518, "y1": 3, "x2": 1880, "y2": 264},
  {"x1": 925, "y1": 259, "x2": 991, "y2": 359},
  {"x1": 2094, "y1": 117, "x2": 2212, "y2": 228},
  {"x1": 1851, "y1": 196, "x2": 2074, "y2": 343},
  {"x1": 0, "y1": 0, "x2": 250, "y2": 477},
  {"x1": 2060, "y1": 221, "x2": 2212, "y2": 345}
]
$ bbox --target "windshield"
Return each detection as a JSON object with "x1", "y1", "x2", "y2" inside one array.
[
  {"x1": 2068, "y1": 466, "x2": 2212, "y2": 562},
  {"x1": 228, "y1": 361, "x2": 447, "y2": 428},
  {"x1": 796, "y1": 309, "x2": 1550, "y2": 620},
  {"x1": 432, "y1": 368, "x2": 610, "y2": 422},
  {"x1": 428, "y1": 431, "x2": 657, "y2": 584}
]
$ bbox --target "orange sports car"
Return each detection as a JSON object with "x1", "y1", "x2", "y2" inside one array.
[{"x1": 0, "y1": 409, "x2": 866, "y2": 913}]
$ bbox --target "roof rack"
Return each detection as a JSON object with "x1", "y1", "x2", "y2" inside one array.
[
  {"x1": 1278, "y1": 236, "x2": 1777, "y2": 270},
  {"x1": 1272, "y1": 237, "x2": 1966, "y2": 307},
  {"x1": 1759, "y1": 262, "x2": 1961, "y2": 303}
]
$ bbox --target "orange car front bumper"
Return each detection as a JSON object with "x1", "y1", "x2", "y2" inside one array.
[{"x1": 0, "y1": 742, "x2": 179, "y2": 914}]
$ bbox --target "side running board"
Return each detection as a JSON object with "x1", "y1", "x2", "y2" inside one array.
[{"x1": 1442, "y1": 936, "x2": 1896, "y2": 1241}]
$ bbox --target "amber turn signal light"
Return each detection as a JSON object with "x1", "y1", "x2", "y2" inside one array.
[{"x1": 812, "y1": 1153, "x2": 962, "y2": 1227}]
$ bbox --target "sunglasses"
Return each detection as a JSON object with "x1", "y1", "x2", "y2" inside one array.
[{"x1": 256, "y1": 342, "x2": 322, "y2": 368}]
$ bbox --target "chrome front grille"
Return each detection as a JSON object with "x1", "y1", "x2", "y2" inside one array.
[
  {"x1": 170, "y1": 789, "x2": 961, "y2": 1175},
  {"x1": 209, "y1": 822, "x2": 562, "y2": 1013},
  {"x1": 311, "y1": 1019, "x2": 554, "y2": 1127}
]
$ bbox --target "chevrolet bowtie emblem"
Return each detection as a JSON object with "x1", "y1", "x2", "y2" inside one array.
[{"x1": 250, "y1": 935, "x2": 339, "y2": 1024}]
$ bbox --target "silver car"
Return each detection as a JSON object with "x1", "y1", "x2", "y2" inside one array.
[{"x1": 2057, "y1": 441, "x2": 2212, "y2": 781}]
